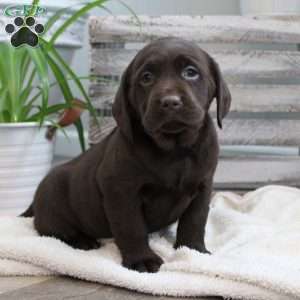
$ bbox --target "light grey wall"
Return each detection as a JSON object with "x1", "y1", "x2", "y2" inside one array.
[
  {"x1": 57, "y1": 0, "x2": 241, "y2": 156},
  {"x1": 102, "y1": 0, "x2": 240, "y2": 15},
  {"x1": 240, "y1": 0, "x2": 300, "y2": 14}
]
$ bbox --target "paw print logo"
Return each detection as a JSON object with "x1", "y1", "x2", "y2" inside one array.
[{"x1": 5, "y1": 16, "x2": 44, "y2": 48}]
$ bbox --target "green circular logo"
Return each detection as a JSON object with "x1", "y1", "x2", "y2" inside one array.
[{"x1": 4, "y1": 5, "x2": 47, "y2": 17}]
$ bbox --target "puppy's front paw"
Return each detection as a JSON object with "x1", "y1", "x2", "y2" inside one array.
[
  {"x1": 123, "y1": 252, "x2": 163, "y2": 273},
  {"x1": 197, "y1": 247, "x2": 211, "y2": 255},
  {"x1": 174, "y1": 242, "x2": 211, "y2": 254}
]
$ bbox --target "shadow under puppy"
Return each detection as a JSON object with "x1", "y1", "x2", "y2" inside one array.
[{"x1": 21, "y1": 37, "x2": 231, "y2": 273}]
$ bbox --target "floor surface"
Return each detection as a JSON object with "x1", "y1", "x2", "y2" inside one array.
[{"x1": 0, "y1": 276, "x2": 222, "y2": 300}]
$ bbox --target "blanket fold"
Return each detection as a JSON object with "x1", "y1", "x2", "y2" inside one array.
[{"x1": 0, "y1": 185, "x2": 300, "y2": 300}]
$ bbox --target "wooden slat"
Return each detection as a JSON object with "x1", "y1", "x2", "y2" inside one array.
[
  {"x1": 90, "y1": 47, "x2": 134, "y2": 76},
  {"x1": 88, "y1": 117, "x2": 300, "y2": 147},
  {"x1": 88, "y1": 121, "x2": 300, "y2": 189},
  {"x1": 89, "y1": 117, "x2": 116, "y2": 145},
  {"x1": 89, "y1": 15, "x2": 300, "y2": 44},
  {"x1": 89, "y1": 82, "x2": 118, "y2": 97},
  {"x1": 88, "y1": 120, "x2": 300, "y2": 187},
  {"x1": 219, "y1": 119, "x2": 300, "y2": 146},
  {"x1": 215, "y1": 156, "x2": 300, "y2": 189},
  {"x1": 89, "y1": 84, "x2": 300, "y2": 113},
  {"x1": 91, "y1": 48, "x2": 300, "y2": 82},
  {"x1": 228, "y1": 85, "x2": 300, "y2": 113}
]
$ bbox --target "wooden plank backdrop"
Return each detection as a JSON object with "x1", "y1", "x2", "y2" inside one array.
[
  {"x1": 89, "y1": 115, "x2": 300, "y2": 146},
  {"x1": 215, "y1": 156, "x2": 300, "y2": 190},
  {"x1": 89, "y1": 15, "x2": 300, "y2": 44},
  {"x1": 91, "y1": 48, "x2": 300, "y2": 82},
  {"x1": 88, "y1": 117, "x2": 300, "y2": 189},
  {"x1": 89, "y1": 15, "x2": 300, "y2": 189},
  {"x1": 89, "y1": 84, "x2": 300, "y2": 113}
]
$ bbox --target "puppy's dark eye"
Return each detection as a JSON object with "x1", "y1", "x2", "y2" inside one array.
[
  {"x1": 182, "y1": 66, "x2": 200, "y2": 81},
  {"x1": 140, "y1": 71, "x2": 155, "y2": 86}
]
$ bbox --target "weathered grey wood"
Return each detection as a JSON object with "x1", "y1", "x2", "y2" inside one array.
[
  {"x1": 227, "y1": 85, "x2": 300, "y2": 113},
  {"x1": 89, "y1": 82, "x2": 118, "y2": 98},
  {"x1": 88, "y1": 117, "x2": 300, "y2": 146},
  {"x1": 89, "y1": 15, "x2": 300, "y2": 44},
  {"x1": 54, "y1": 153, "x2": 299, "y2": 192},
  {"x1": 89, "y1": 117, "x2": 116, "y2": 145},
  {"x1": 88, "y1": 120, "x2": 300, "y2": 188},
  {"x1": 219, "y1": 119, "x2": 300, "y2": 146},
  {"x1": 89, "y1": 84, "x2": 300, "y2": 113},
  {"x1": 90, "y1": 47, "x2": 135, "y2": 76},
  {"x1": 215, "y1": 156, "x2": 300, "y2": 189},
  {"x1": 0, "y1": 277, "x2": 221, "y2": 300},
  {"x1": 91, "y1": 48, "x2": 300, "y2": 82},
  {"x1": 89, "y1": 82, "x2": 118, "y2": 111}
]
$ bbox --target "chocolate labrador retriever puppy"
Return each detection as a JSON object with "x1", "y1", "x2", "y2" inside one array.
[{"x1": 22, "y1": 37, "x2": 231, "y2": 273}]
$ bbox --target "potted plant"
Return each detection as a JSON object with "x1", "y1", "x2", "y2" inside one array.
[{"x1": 0, "y1": 0, "x2": 111, "y2": 216}]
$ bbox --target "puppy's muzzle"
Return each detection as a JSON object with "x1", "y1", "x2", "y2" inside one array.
[
  {"x1": 160, "y1": 95, "x2": 183, "y2": 111},
  {"x1": 143, "y1": 91, "x2": 203, "y2": 135}
]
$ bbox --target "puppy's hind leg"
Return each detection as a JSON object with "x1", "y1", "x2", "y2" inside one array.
[
  {"x1": 33, "y1": 170, "x2": 101, "y2": 251},
  {"x1": 34, "y1": 204, "x2": 101, "y2": 251},
  {"x1": 35, "y1": 212, "x2": 101, "y2": 251},
  {"x1": 36, "y1": 218, "x2": 101, "y2": 251},
  {"x1": 63, "y1": 233, "x2": 101, "y2": 251}
]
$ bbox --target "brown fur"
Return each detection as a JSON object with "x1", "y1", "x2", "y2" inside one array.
[{"x1": 21, "y1": 37, "x2": 231, "y2": 273}]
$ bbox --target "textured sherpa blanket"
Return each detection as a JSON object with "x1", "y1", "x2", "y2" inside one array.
[{"x1": 1, "y1": 185, "x2": 300, "y2": 300}]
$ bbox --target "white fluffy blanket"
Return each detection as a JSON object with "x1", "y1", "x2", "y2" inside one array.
[{"x1": 1, "y1": 185, "x2": 300, "y2": 300}]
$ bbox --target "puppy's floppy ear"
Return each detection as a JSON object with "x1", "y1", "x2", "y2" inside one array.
[
  {"x1": 209, "y1": 57, "x2": 232, "y2": 129},
  {"x1": 112, "y1": 63, "x2": 134, "y2": 142}
]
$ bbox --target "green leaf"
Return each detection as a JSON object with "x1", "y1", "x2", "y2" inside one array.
[
  {"x1": 36, "y1": 41, "x2": 91, "y2": 149},
  {"x1": 96, "y1": 3, "x2": 114, "y2": 15},
  {"x1": 74, "y1": 118, "x2": 86, "y2": 152},
  {"x1": 44, "y1": 1, "x2": 104, "y2": 33},
  {"x1": 0, "y1": 43, "x2": 19, "y2": 121},
  {"x1": 44, "y1": 6, "x2": 73, "y2": 33},
  {"x1": 46, "y1": 103, "x2": 71, "y2": 115},
  {"x1": 26, "y1": 75, "x2": 96, "y2": 113},
  {"x1": 25, "y1": 106, "x2": 42, "y2": 122},
  {"x1": 19, "y1": 85, "x2": 33, "y2": 107},
  {"x1": 40, "y1": 42, "x2": 73, "y2": 104},
  {"x1": 27, "y1": 103, "x2": 70, "y2": 121},
  {"x1": 19, "y1": 48, "x2": 31, "y2": 81},
  {"x1": 0, "y1": 88, "x2": 8, "y2": 111},
  {"x1": 48, "y1": 119, "x2": 71, "y2": 142},
  {"x1": 28, "y1": 0, "x2": 40, "y2": 16},
  {"x1": 25, "y1": 87, "x2": 42, "y2": 107},
  {"x1": 25, "y1": 66, "x2": 37, "y2": 90},
  {"x1": 20, "y1": 103, "x2": 35, "y2": 120},
  {"x1": 27, "y1": 46, "x2": 50, "y2": 125},
  {"x1": 41, "y1": 39, "x2": 98, "y2": 123},
  {"x1": 1, "y1": 110, "x2": 11, "y2": 122},
  {"x1": 0, "y1": 42, "x2": 40, "y2": 123},
  {"x1": 44, "y1": 0, "x2": 103, "y2": 33},
  {"x1": 49, "y1": 0, "x2": 108, "y2": 45}
]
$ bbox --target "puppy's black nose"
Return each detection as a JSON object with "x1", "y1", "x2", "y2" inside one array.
[{"x1": 160, "y1": 95, "x2": 183, "y2": 111}]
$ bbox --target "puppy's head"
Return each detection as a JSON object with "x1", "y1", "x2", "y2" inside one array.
[{"x1": 113, "y1": 37, "x2": 231, "y2": 151}]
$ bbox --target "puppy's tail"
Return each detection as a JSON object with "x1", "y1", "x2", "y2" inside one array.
[{"x1": 20, "y1": 204, "x2": 34, "y2": 217}]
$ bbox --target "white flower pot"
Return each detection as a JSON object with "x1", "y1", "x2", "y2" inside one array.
[{"x1": 0, "y1": 123, "x2": 54, "y2": 216}]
